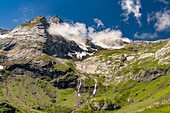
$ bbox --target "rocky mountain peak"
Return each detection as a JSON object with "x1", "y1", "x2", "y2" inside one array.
[
  {"x1": 20, "y1": 16, "x2": 48, "y2": 28},
  {"x1": 48, "y1": 15, "x2": 63, "y2": 24},
  {"x1": 0, "y1": 15, "x2": 101, "y2": 59}
]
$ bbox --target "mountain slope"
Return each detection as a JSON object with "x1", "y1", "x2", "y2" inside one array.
[
  {"x1": 0, "y1": 15, "x2": 169, "y2": 113},
  {"x1": 74, "y1": 38, "x2": 170, "y2": 112}
]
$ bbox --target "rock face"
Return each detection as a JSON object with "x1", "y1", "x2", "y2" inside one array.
[
  {"x1": 90, "y1": 99, "x2": 121, "y2": 111},
  {"x1": 135, "y1": 68, "x2": 170, "y2": 82},
  {"x1": 0, "y1": 28, "x2": 10, "y2": 35},
  {"x1": 48, "y1": 15, "x2": 63, "y2": 24}
]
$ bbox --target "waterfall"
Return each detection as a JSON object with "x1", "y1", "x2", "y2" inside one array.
[
  {"x1": 72, "y1": 76, "x2": 98, "y2": 113},
  {"x1": 77, "y1": 79, "x2": 82, "y2": 96},
  {"x1": 93, "y1": 78, "x2": 97, "y2": 95}
]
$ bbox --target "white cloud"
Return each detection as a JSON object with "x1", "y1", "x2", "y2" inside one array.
[
  {"x1": 13, "y1": 18, "x2": 29, "y2": 23},
  {"x1": 94, "y1": 18, "x2": 104, "y2": 28},
  {"x1": 156, "y1": 0, "x2": 169, "y2": 4},
  {"x1": 120, "y1": 0, "x2": 142, "y2": 26},
  {"x1": 48, "y1": 19, "x2": 131, "y2": 49},
  {"x1": 134, "y1": 32, "x2": 157, "y2": 39},
  {"x1": 13, "y1": 19, "x2": 19, "y2": 22},
  {"x1": 13, "y1": 7, "x2": 33, "y2": 23},
  {"x1": 48, "y1": 22, "x2": 87, "y2": 45},
  {"x1": 46, "y1": 16, "x2": 52, "y2": 20},
  {"x1": 154, "y1": 10, "x2": 170, "y2": 31},
  {"x1": 147, "y1": 12, "x2": 156, "y2": 24}
]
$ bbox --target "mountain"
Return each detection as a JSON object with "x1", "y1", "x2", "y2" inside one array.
[
  {"x1": 0, "y1": 16, "x2": 169, "y2": 113},
  {"x1": 0, "y1": 16, "x2": 99, "y2": 60}
]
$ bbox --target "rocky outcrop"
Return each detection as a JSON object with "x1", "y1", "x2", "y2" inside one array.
[
  {"x1": 135, "y1": 68, "x2": 170, "y2": 82},
  {"x1": 90, "y1": 99, "x2": 121, "y2": 111},
  {"x1": 0, "y1": 28, "x2": 11, "y2": 35},
  {"x1": 51, "y1": 72, "x2": 78, "y2": 89},
  {"x1": 48, "y1": 15, "x2": 63, "y2": 24}
]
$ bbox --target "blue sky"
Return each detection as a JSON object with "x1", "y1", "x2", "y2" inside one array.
[{"x1": 0, "y1": 0, "x2": 170, "y2": 41}]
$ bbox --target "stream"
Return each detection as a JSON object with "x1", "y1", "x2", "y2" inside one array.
[
  {"x1": 92, "y1": 78, "x2": 97, "y2": 95},
  {"x1": 77, "y1": 79, "x2": 82, "y2": 96},
  {"x1": 71, "y1": 75, "x2": 97, "y2": 113}
]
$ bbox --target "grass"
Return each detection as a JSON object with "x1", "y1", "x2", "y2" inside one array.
[
  {"x1": 1, "y1": 75, "x2": 78, "y2": 112},
  {"x1": 37, "y1": 54, "x2": 55, "y2": 63},
  {"x1": 37, "y1": 54, "x2": 69, "y2": 71},
  {"x1": 53, "y1": 63, "x2": 69, "y2": 72},
  {"x1": 0, "y1": 53, "x2": 4, "y2": 64},
  {"x1": 21, "y1": 16, "x2": 43, "y2": 27},
  {"x1": 76, "y1": 74, "x2": 170, "y2": 113}
]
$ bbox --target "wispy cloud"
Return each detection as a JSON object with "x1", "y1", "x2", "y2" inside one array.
[
  {"x1": 48, "y1": 19, "x2": 130, "y2": 48},
  {"x1": 46, "y1": 16, "x2": 52, "y2": 20},
  {"x1": 13, "y1": 7, "x2": 34, "y2": 23},
  {"x1": 155, "y1": 10, "x2": 170, "y2": 31},
  {"x1": 147, "y1": 9, "x2": 170, "y2": 31},
  {"x1": 120, "y1": 0, "x2": 142, "y2": 26},
  {"x1": 94, "y1": 18, "x2": 104, "y2": 28},
  {"x1": 134, "y1": 32, "x2": 157, "y2": 39},
  {"x1": 156, "y1": 0, "x2": 169, "y2": 4}
]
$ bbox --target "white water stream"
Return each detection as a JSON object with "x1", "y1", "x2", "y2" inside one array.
[
  {"x1": 92, "y1": 78, "x2": 97, "y2": 95},
  {"x1": 72, "y1": 76, "x2": 98, "y2": 113},
  {"x1": 77, "y1": 79, "x2": 82, "y2": 96}
]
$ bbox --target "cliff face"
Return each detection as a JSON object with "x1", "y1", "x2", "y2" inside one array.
[
  {"x1": 0, "y1": 15, "x2": 169, "y2": 113},
  {"x1": 0, "y1": 28, "x2": 10, "y2": 35}
]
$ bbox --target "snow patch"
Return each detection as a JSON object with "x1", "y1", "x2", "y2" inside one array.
[
  {"x1": 0, "y1": 34, "x2": 8, "y2": 39},
  {"x1": 75, "y1": 51, "x2": 94, "y2": 59},
  {"x1": 75, "y1": 52, "x2": 87, "y2": 59},
  {"x1": 78, "y1": 43, "x2": 89, "y2": 51},
  {"x1": 0, "y1": 65, "x2": 3, "y2": 70}
]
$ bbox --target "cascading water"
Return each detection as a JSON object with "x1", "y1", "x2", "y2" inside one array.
[
  {"x1": 92, "y1": 78, "x2": 97, "y2": 95},
  {"x1": 77, "y1": 79, "x2": 82, "y2": 96},
  {"x1": 72, "y1": 76, "x2": 98, "y2": 113}
]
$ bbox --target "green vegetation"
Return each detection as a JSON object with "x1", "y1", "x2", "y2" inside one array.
[
  {"x1": 66, "y1": 60, "x2": 77, "y2": 72},
  {"x1": 54, "y1": 63, "x2": 69, "y2": 72},
  {"x1": 37, "y1": 54, "x2": 69, "y2": 71},
  {"x1": 21, "y1": 21, "x2": 40, "y2": 27},
  {"x1": 0, "y1": 75, "x2": 78, "y2": 112},
  {"x1": 0, "y1": 53, "x2": 4, "y2": 64},
  {"x1": 77, "y1": 74, "x2": 170, "y2": 113},
  {"x1": 21, "y1": 16, "x2": 43, "y2": 27},
  {"x1": 0, "y1": 38, "x2": 169, "y2": 113}
]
